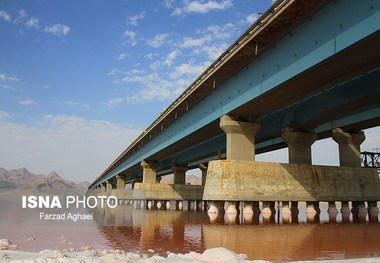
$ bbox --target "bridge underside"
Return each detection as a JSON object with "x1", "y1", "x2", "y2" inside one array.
[
  {"x1": 88, "y1": 0, "x2": 380, "y2": 214},
  {"x1": 113, "y1": 35, "x2": 380, "y2": 182}
]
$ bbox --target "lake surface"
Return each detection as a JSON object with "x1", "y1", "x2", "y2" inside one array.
[{"x1": 1, "y1": 191, "x2": 379, "y2": 262}]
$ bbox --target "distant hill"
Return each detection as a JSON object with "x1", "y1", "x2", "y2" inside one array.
[{"x1": 0, "y1": 167, "x2": 90, "y2": 194}]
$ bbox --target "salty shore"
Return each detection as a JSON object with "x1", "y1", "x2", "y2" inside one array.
[{"x1": 1, "y1": 239, "x2": 380, "y2": 263}]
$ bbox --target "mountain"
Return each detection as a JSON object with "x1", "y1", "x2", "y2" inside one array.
[{"x1": 0, "y1": 167, "x2": 90, "y2": 194}]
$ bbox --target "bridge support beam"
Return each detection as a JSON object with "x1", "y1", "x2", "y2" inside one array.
[
  {"x1": 172, "y1": 165, "x2": 187, "y2": 184},
  {"x1": 105, "y1": 181, "x2": 112, "y2": 194},
  {"x1": 332, "y1": 128, "x2": 365, "y2": 167},
  {"x1": 199, "y1": 164, "x2": 207, "y2": 185},
  {"x1": 281, "y1": 127, "x2": 317, "y2": 164},
  {"x1": 141, "y1": 160, "x2": 159, "y2": 184},
  {"x1": 116, "y1": 175, "x2": 125, "y2": 190},
  {"x1": 100, "y1": 182, "x2": 106, "y2": 192},
  {"x1": 219, "y1": 115, "x2": 261, "y2": 160}
]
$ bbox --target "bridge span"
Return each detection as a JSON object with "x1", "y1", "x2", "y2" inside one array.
[{"x1": 88, "y1": 0, "x2": 380, "y2": 215}]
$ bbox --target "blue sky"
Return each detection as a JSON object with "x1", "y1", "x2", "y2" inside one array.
[{"x1": 1, "y1": 0, "x2": 379, "y2": 183}]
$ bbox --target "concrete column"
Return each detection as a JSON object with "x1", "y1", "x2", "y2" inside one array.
[
  {"x1": 116, "y1": 175, "x2": 125, "y2": 190},
  {"x1": 176, "y1": 201, "x2": 183, "y2": 210},
  {"x1": 105, "y1": 181, "x2": 112, "y2": 194},
  {"x1": 332, "y1": 128, "x2": 365, "y2": 167},
  {"x1": 199, "y1": 164, "x2": 207, "y2": 185},
  {"x1": 290, "y1": 201, "x2": 298, "y2": 223},
  {"x1": 281, "y1": 201, "x2": 291, "y2": 224},
  {"x1": 328, "y1": 201, "x2": 338, "y2": 223},
  {"x1": 100, "y1": 183, "x2": 106, "y2": 192},
  {"x1": 243, "y1": 201, "x2": 254, "y2": 214},
  {"x1": 368, "y1": 201, "x2": 379, "y2": 218},
  {"x1": 225, "y1": 201, "x2": 238, "y2": 214},
  {"x1": 141, "y1": 160, "x2": 159, "y2": 184},
  {"x1": 281, "y1": 127, "x2": 317, "y2": 164},
  {"x1": 172, "y1": 165, "x2": 187, "y2": 184},
  {"x1": 341, "y1": 201, "x2": 351, "y2": 222},
  {"x1": 219, "y1": 115, "x2": 261, "y2": 160}
]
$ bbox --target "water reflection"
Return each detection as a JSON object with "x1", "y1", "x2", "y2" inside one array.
[{"x1": 92, "y1": 202, "x2": 380, "y2": 262}]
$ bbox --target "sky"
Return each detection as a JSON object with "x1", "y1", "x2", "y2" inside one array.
[{"x1": 0, "y1": 0, "x2": 379, "y2": 183}]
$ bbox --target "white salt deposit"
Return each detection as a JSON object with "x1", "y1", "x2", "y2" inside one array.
[{"x1": 0, "y1": 239, "x2": 380, "y2": 263}]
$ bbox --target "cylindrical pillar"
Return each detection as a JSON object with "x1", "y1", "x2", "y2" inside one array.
[
  {"x1": 332, "y1": 128, "x2": 365, "y2": 167},
  {"x1": 141, "y1": 160, "x2": 159, "y2": 184},
  {"x1": 281, "y1": 127, "x2": 317, "y2": 164},
  {"x1": 105, "y1": 181, "x2": 113, "y2": 194},
  {"x1": 219, "y1": 115, "x2": 261, "y2": 160},
  {"x1": 101, "y1": 183, "x2": 106, "y2": 192},
  {"x1": 116, "y1": 175, "x2": 125, "y2": 190},
  {"x1": 172, "y1": 165, "x2": 187, "y2": 184},
  {"x1": 225, "y1": 201, "x2": 238, "y2": 214},
  {"x1": 199, "y1": 164, "x2": 207, "y2": 185}
]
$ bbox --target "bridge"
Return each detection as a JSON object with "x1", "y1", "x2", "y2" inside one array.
[{"x1": 88, "y1": 0, "x2": 380, "y2": 216}]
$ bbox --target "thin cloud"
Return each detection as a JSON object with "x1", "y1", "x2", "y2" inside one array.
[
  {"x1": 62, "y1": 100, "x2": 90, "y2": 109},
  {"x1": 123, "y1": 30, "x2": 137, "y2": 46},
  {"x1": 19, "y1": 100, "x2": 37, "y2": 106},
  {"x1": 0, "y1": 84, "x2": 15, "y2": 91},
  {"x1": 116, "y1": 53, "x2": 127, "y2": 61},
  {"x1": 44, "y1": 23, "x2": 70, "y2": 37},
  {"x1": 25, "y1": 17, "x2": 40, "y2": 29},
  {"x1": 0, "y1": 72, "x2": 19, "y2": 82},
  {"x1": 146, "y1": 33, "x2": 169, "y2": 48},
  {"x1": 169, "y1": 62, "x2": 204, "y2": 79},
  {"x1": 1, "y1": 8, "x2": 70, "y2": 38},
  {"x1": 0, "y1": 111, "x2": 11, "y2": 120},
  {"x1": 179, "y1": 36, "x2": 209, "y2": 48},
  {"x1": 0, "y1": 10, "x2": 12, "y2": 22},
  {"x1": 127, "y1": 12, "x2": 145, "y2": 26},
  {"x1": 104, "y1": 97, "x2": 124, "y2": 108},
  {"x1": 246, "y1": 13, "x2": 260, "y2": 24},
  {"x1": 172, "y1": 0, "x2": 233, "y2": 16},
  {"x1": 163, "y1": 49, "x2": 181, "y2": 67}
]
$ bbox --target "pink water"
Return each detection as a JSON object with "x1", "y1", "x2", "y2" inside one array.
[{"x1": 1, "y1": 193, "x2": 379, "y2": 262}]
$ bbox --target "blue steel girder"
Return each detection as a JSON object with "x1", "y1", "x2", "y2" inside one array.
[
  {"x1": 122, "y1": 68, "x2": 380, "y2": 181},
  {"x1": 91, "y1": 0, "x2": 380, "y2": 187}
]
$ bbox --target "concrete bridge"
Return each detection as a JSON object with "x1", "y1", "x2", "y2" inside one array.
[{"x1": 88, "y1": 0, "x2": 380, "y2": 216}]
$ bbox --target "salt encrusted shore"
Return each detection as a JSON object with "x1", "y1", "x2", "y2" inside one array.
[{"x1": 1, "y1": 239, "x2": 380, "y2": 263}]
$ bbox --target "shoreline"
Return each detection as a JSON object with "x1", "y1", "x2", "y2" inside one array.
[{"x1": 1, "y1": 239, "x2": 380, "y2": 263}]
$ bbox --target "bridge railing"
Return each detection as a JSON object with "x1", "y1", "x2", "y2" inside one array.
[{"x1": 361, "y1": 150, "x2": 380, "y2": 177}]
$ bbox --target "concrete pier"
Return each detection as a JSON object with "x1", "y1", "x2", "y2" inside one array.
[
  {"x1": 172, "y1": 165, "x2": 187, "y2": 185},
  {"x1": 281, "y1": 127, "x2": 317, "y2": 164},
  {"x1": 203, "y1": 160, "x2": 380, "y2": 202},
  {"x1": 219, "y1": 115, "x2": 261, "y2": 160},
  {"x1": 141, "y1": 160, "x2": 159, "y2": 184},
  {"x1": 332, "y1": 128, "x2": 365, "y2": 167},
  {"x1": 105, "y1": 181, "x2": 113, "y2": 194}
]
